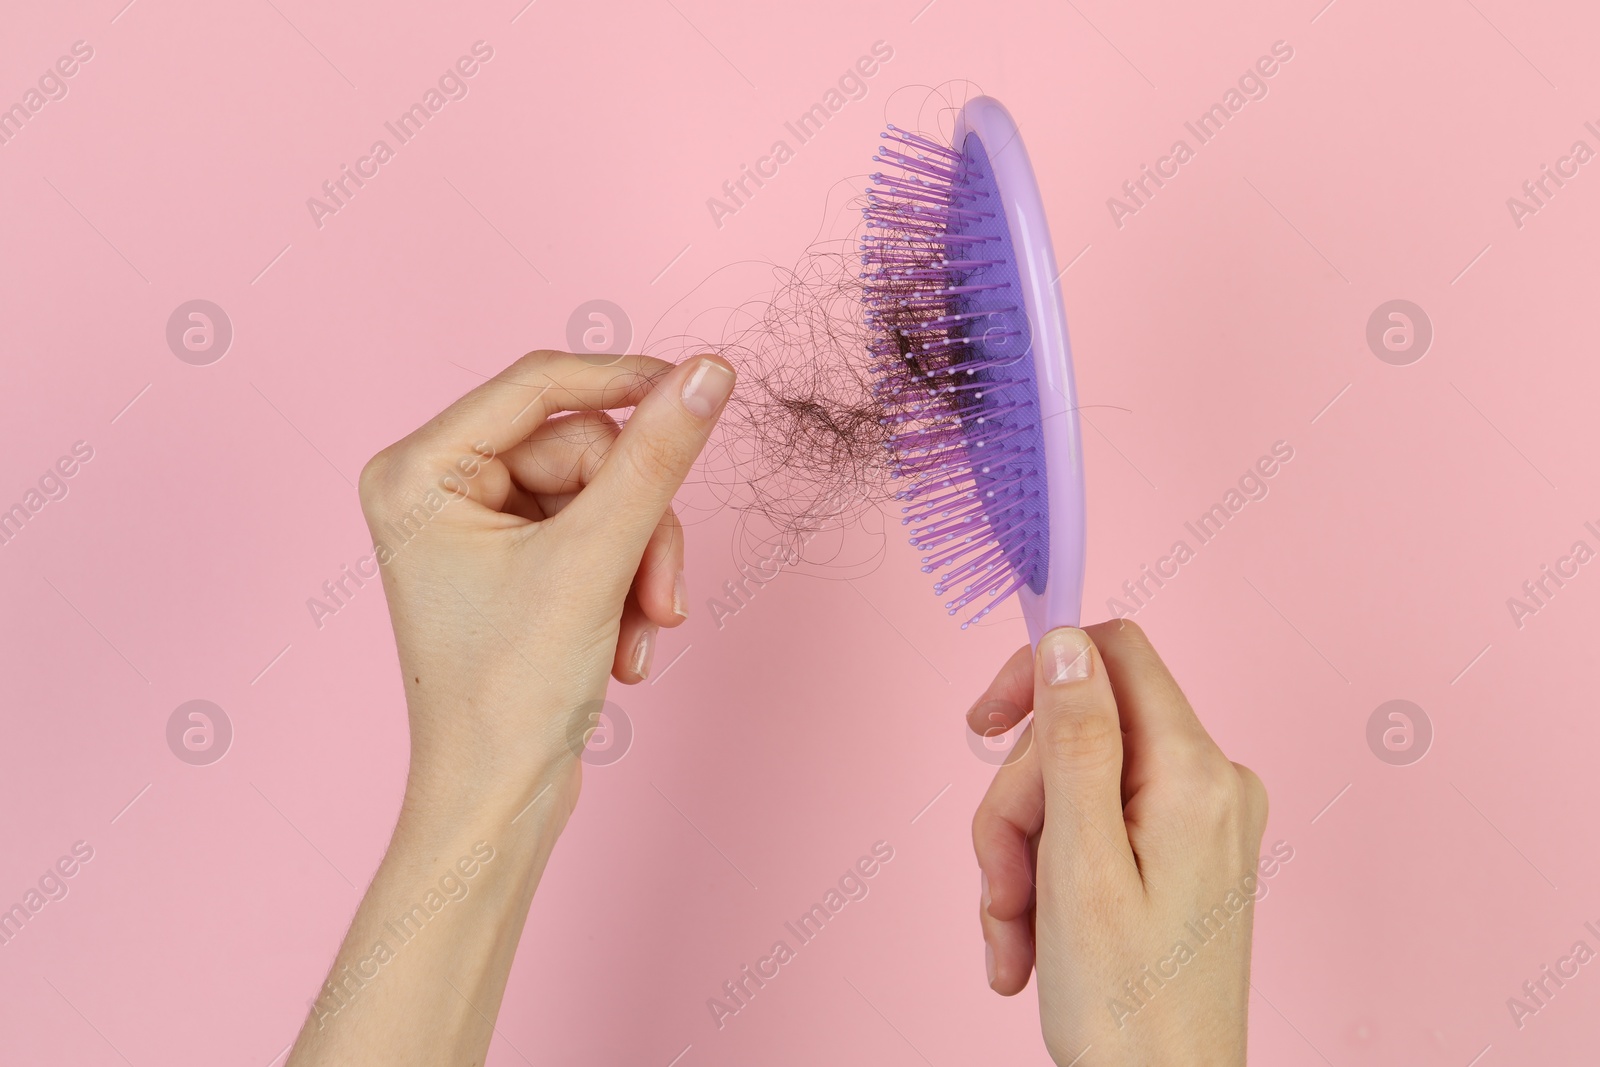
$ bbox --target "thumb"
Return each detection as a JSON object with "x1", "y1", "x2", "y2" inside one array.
[
  {"x1": 570, "y1": 354, "x2": 735, "y2": 547},
  {"x1": 1032, "y1": 626, "x2": 1136, "y2": 870}
]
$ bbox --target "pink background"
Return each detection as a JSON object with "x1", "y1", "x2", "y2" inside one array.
[{"x1": 3, "y1": 0, "x2": 1598, "y2": 1063}]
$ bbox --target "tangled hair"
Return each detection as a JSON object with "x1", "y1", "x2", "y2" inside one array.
[
  {"x1": 718, "y1": 237, "x2": 890, "y2": 533},
  {"x1": 641, "y1": 83, "x2": 991, "y2": 576},
  {"x1": 637, "y1": 236, "x2": 887, "y2": 578}
]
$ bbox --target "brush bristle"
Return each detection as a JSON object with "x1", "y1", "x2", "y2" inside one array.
[{"x1": 860, "y1": 123, "x2": 1050, "y2": 630}]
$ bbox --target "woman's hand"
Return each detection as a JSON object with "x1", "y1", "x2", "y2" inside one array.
[
  {"x1": 969, "y1": 621, "x2": 1268, "y2": 1066},
  {"x1": 288, "y1": 349, "x2": 734, "y2": 1067},
  {"x1": 359, "y1": 349, "x2": 735, "y2": 810}
]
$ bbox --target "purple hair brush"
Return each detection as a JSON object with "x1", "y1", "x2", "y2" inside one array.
[{"x1": 862, "y1": 96, "x2": 1085, "y2": 646}]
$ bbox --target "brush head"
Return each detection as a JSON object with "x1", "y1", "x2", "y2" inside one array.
[{"x1": 861, "y1": 96, "x2": 1084, "y2": 644}]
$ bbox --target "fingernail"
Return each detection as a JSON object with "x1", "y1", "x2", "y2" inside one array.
[
  {"x1": 985, "y1": 941, "x2": 997, "y2": 986},
  {"x1": 1041, "y1": 626, "x2": 1092, "y2": 686},
  {"x1": 980, "y1": 870, "x2": 991, "y2": 911},
  {"x1": 681, "y1": 358, "x2": 735, "y2": 418},
  {"x1": 672, "y1": 571, "x2": 689, "y2": 619},
  {"x1": 631, "y1": 626, "x2": 656, "y2": 679}
]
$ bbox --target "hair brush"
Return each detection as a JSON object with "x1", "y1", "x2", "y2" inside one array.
[{"x1": 861, "y1": 95, "x2": 1085, "y2": 646}]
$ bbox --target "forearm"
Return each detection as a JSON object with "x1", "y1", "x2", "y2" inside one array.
[{"x1": 287, "y1": 765, "x2": 577, "y2": 1067}]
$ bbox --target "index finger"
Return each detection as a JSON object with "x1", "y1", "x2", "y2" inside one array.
[
  {"x1": 1085, "y1": 619, "x2": 1222, "y2": 767},
  {"x1": 414, "y1": 350, "x2": 676, "y2": 459},
  {"x1": 965, "y1": 644, "x2": 1034, "y2": 738}
]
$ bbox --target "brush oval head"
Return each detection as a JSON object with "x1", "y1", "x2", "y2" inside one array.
[{"x1": 861, "y1": 96, "x2": 1085, "y2": 645}]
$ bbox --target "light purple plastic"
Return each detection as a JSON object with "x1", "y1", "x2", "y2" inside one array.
[{"x1": 952, "y1": 97, "x2": 1086, "y2": 645}]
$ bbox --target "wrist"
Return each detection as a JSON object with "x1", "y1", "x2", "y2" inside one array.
[{"x1": 397, "y1": 754, "x2": 580, "y2": 854}]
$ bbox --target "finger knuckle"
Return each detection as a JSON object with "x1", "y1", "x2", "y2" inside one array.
[
  {"x1": 1194, "y1": 761, "x2": 1255, "y2": 830},
  {"x1": 358, "y1": 446, "x2": 404, "y2": 509},
  {"x1": 645, "y1": 511, "x2": 685, "y2": 565},
  {"x1": 505, "y1": 349, "x2": 560, "y2": 394},
  {"x1": 571, "y1": 409, "x2": 620, "y2": 436},
  {"x1": 1113, "y1": 617, "x2": 1149, "y2": 644},
  {"x1": 1091, "y1": 616, "x2": 1150, "y2": 651},
  {"x1": 563, "y1": 411, "x2": 620, "y2": 462},
  {"x1": 639, "y1": 529, "x2": 683, "y2": 584},
  {"x1": 1235, "y1": 762, "x2": 1270, "y2": 829},
  {"x1": 971, "y1": 808, "x2": 998, "y2": 854},
  {"x1": 515, "y1": 348, "x2": 559, "y2": 371},
  {"x1": 359, "y1": 439, "x2": 460, "y2": 523},
  {"x1": 1038, "y1": 709, "x2": 1121, "y2": 772},
  {"x1": 626, "y1": 432, "x2": 688, "y2": 484}
]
